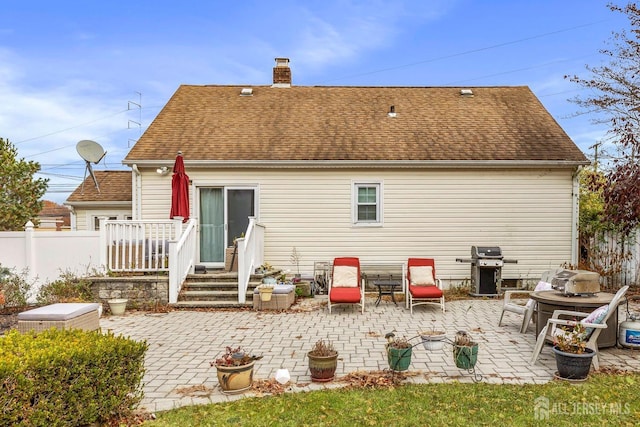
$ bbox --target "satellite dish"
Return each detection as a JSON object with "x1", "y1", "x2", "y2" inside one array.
[
  {"x1": 77, "y1": 140, "x2": 106, "y2": 164},
  {"x1": 76, "y1": 140, "x2": 106, "y2": 194}
]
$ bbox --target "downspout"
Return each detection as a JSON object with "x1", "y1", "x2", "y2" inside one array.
[
  {"x1": 132, "y1": 164, "x2": 142, "y2": 220},
  {"x1": 571, "y1": 167, "x2": 582, "y2": 266}
]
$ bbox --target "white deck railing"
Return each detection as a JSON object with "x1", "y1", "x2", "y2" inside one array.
[
  {"x1": 236, "y1": 217, "x2": 265, "y2": 303},
  {"x1": 100, "y1": 218, "x2": 186, "y2": 272},
  {"x1": 169, "y1": 219, "x2": 197, "y2": 303}
]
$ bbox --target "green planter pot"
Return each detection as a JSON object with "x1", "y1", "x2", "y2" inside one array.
[
  {"x1": 387, "y1": 346, "x2": 412, "y2": 371},
  {"x1": 453, "y1": 343, "x2": 478, "y2": 369}
]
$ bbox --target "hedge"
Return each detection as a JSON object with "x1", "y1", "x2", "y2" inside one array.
[{"x1": 0, "y1": 328, "x2": 148, "y2": 426}]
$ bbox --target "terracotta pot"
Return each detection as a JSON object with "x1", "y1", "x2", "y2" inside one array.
[
  {"x1": 215, "y1": 361, "x2": 255, "y2": 394},
  {"x1": 307, "y1": 352, "x2": 338, "y2": 382}
]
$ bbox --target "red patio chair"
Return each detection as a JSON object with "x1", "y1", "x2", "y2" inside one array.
[
  {"x1": 328, "y1": 257, "x2": 364, "y2": 313},
  {"x1": 406, "y1": 258, "x2": 445, "y2": 313}
]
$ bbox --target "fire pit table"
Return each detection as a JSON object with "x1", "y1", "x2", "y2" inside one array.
[{"x1": 530, "y1": 290, "x2": 618, "y2": 348}]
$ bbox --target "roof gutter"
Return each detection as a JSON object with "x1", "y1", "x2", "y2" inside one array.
[
  {"x1": 131, "y1": 164, "x2": 142, "y2": 220},
  {"x1": 123, "y1": 159, "x2": 590, "y2": 169}
]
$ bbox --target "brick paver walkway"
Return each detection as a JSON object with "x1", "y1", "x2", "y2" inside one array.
[{"x1": 100, "y1": 296, "x2": 640, "y2": 413}]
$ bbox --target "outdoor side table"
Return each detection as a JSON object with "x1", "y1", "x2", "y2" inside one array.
[{"x1": 373, "y1": 280, "x2": 402, "y2": 306}]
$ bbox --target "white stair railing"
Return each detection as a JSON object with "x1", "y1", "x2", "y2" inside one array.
[{"x1": 236, "y1": 217, "x2": 265, "y2": 303}]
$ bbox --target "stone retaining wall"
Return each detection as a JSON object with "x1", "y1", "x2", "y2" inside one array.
[{"x1": 89, "y1": 276, "x2": 169, "y2": 309}]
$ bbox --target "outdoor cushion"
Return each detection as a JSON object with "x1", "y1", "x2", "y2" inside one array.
[
  {"x1": 17, "y1": 303, "x2": 100, "y2": 321},
  {"x1": 525, "y1": 281, "x2": 554, "y2": 309},
  {"x1": 254, "y1": 284, "x2": 295, "y2": 294},
  {"x1": 409, "y1": 284, "x2": 443, "y2": 298},
  {"x1": 332, "y1": 265, "x2": 359, "y2": 288},
  {"x1": 329, "y1": 287, "x2": 362, "y2": 303},
  {"x1": 410, "y1": 266, "x2": 435, "y2": 286},
  {"x1": 581, "y1": 304, "x2": 609, "y2": 336}
]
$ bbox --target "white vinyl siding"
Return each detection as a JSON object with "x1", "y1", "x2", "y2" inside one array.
[
  {"x1": 136, "y1": 166, "x2": 577, "y2": 287},
  {"x1": 72, "y1": 208, "x2": 132, "y2": 231}
]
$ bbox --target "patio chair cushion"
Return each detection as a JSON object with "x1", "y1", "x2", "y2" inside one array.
[
  {"x1": 329, "y1": 287, "x2": 362, "y2": 303},
  {"x1": 409, "y1": 284, "x2": 443, "y2": 298},
  {"x1": 409, "y1": 266, "x2": 435, "y2": 286},
  {"x1": 580, "y1": 304, "x2": 609, "y2": 336},
  {"x1": 525, "y1": 281, "x2": 553, "y2": 309},
  {"x1": 332, "y1": 265, "x2": 359, "y2": 287}
]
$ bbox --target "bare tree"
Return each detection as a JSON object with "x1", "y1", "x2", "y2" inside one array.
[{"x1": 566, "y1": 2, "x2": 640, "y2": 234}]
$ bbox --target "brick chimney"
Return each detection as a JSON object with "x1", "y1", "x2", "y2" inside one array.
[{"x1": 272, "y1": 57, "x2": 291, "y2": 87}]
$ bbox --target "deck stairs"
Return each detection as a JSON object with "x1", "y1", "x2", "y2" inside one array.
[{"x1": 173, "y1": 269, "x2": 281, "y2": 308}]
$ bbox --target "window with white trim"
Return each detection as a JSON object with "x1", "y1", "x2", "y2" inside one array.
[{"x1": 353, "y1": 182, "x2": 382, "y2": 225}]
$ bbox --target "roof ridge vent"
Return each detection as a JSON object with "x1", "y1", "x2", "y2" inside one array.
[
  {"x1": 240, "y1": 88, "x2": 253, "y2": 96},
  {"x1": 460, "y1": 89, "x2": 474, "y2": 97}
]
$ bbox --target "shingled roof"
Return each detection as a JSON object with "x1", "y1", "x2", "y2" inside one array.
[
  {"x1": 124, "y1": 84, "x2": 587, "y2": 165},
  {"x1": 65, "y1": 170, "x2": 131, "y2": 204}
]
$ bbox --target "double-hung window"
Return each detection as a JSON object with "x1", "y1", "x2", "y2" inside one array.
[{"x1": 353, "y1": 182, "x2": 382, "y2": 226}]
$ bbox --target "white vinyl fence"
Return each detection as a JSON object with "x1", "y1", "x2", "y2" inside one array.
[{"x1": 0, "y1": 222, "x2": 102, "y2": 297}]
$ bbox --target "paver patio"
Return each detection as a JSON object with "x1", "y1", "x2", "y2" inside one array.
[{"x1": 99, "y1": 296, "x2": 640, "y2": 413}]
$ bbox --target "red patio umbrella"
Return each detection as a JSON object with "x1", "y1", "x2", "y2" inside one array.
[{"x1": 170, "y1": 152, "x2": 190, "y2": 222}]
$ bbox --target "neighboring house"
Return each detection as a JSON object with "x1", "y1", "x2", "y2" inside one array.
[
  {"x1": 65, "y1": 170, "x2": 132, "y2": 231},
  {"x1": 122, "y1": 58, "x2": 589, "y2": 286},
  {"x1": 37, "y1": 200, "x2": 71, "y2": 231}
]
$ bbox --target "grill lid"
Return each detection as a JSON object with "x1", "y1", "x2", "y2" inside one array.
[{"x1": 471, "y1": 246, "x2": 503, "y2": 259}]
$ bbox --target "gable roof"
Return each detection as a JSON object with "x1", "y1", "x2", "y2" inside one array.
[
  {"x1": 124, "y1": 85, "x2": 587, "y2": 165},
  {"x1": 65, "y1": 170, "x2": 132, "y2": 204}
]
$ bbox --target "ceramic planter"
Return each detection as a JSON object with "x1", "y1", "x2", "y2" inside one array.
[
  {"x1": 420, "y1": 332, "x2": 446, "y2": 351},
  {"x1": 552, "y1": 346, "x2": 595, "y2": 380},
  {"x1": 107, "y1": 298, "x2": 128, "y2": 316},
  {"x1": 259, "y1": 287, "x2": 274, "y2": 302},
  {"x1": 453, "y1": 343, "x2": 478, "y2": 369},
  {"x1": 387, "y1": 346, "x2": 412, "y2": 371},
  {"x1": 307, "y1": 351, "x2": 338, "y2": 382},
  {"x1": 215, "y1": 361, "x2": 255, "y2": 394}
]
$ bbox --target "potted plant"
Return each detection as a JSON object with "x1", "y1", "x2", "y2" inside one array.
[
  {"x1": 290, "y1": 247, "x2": 301, "y2": 279},
  {"x1": 257, "y1": 284, "x2": 274, "y2": 301},
  {"x1": 385, "y1": 333, "x2": 412, "y2": 371},
  {"x1": 452, "y1": 331, "x2": 478, "y2": 370},
  {"x1": 307, "y1": 339, "x2": 338, "y2": 382},
  {"x1": 552, "y1": 322, "x2": 595, "y2": 380},
  {"x1": 419, "y1": 328, "x2": 447, "y2": 351},
  {"x1": 210, "y1": 346, "x2": 262, "y2": 394}
]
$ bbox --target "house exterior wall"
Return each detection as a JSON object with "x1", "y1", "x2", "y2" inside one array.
[
  {"x1": 71, "y1": 208, "x2": 133, "y2": 231},
  {"x1": 135, "y1": 166, "x2": 578, "y2": 286}
]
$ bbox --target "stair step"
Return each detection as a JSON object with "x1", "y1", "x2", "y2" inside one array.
[
  {"x1": 180, "y1": 290, "x2": 241, "y2": 301},
  {"x1": 172, "y1": 300, "x2": 252, "y2": 309}
]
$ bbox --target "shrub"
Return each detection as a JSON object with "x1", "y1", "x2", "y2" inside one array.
[
  {"x1": 36, "y1": 270, "x2": 94, "y2": 305},
  {"x1": 0, "y1": 264, "x2": 35, "y2": 308},
  {"x1": 0, "y1": 328, "x2": 148, "y2": 426}
]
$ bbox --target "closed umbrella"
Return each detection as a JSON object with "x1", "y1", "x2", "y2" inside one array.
[{"x1": 170, "y1": 151, "x2": 189, "y2": 222}]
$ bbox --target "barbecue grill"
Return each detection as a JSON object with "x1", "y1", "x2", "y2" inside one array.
[{"x1": 456, "y1": 246, "x2": 517, "y2": 296}]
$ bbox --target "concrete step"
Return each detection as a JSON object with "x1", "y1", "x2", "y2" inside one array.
[
  {"x1": 180, "y1": 290, "x2": 241, "y2": 301},
  {"x1": 172, "y1": 300, "x2": 252, "y2": 309}
]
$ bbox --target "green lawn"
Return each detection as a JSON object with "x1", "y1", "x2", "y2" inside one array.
[{"x1": 144, "y1": 372, "x2": 640, "y2": 426}]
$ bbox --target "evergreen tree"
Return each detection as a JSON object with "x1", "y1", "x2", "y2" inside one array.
[{"x1": 0, "y1": 137, "x2": 49, "y2": 230}]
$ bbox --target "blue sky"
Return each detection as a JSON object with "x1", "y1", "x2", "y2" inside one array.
[{"x1": 0, "y1": 1, "x2": 629, "y2": 203}]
